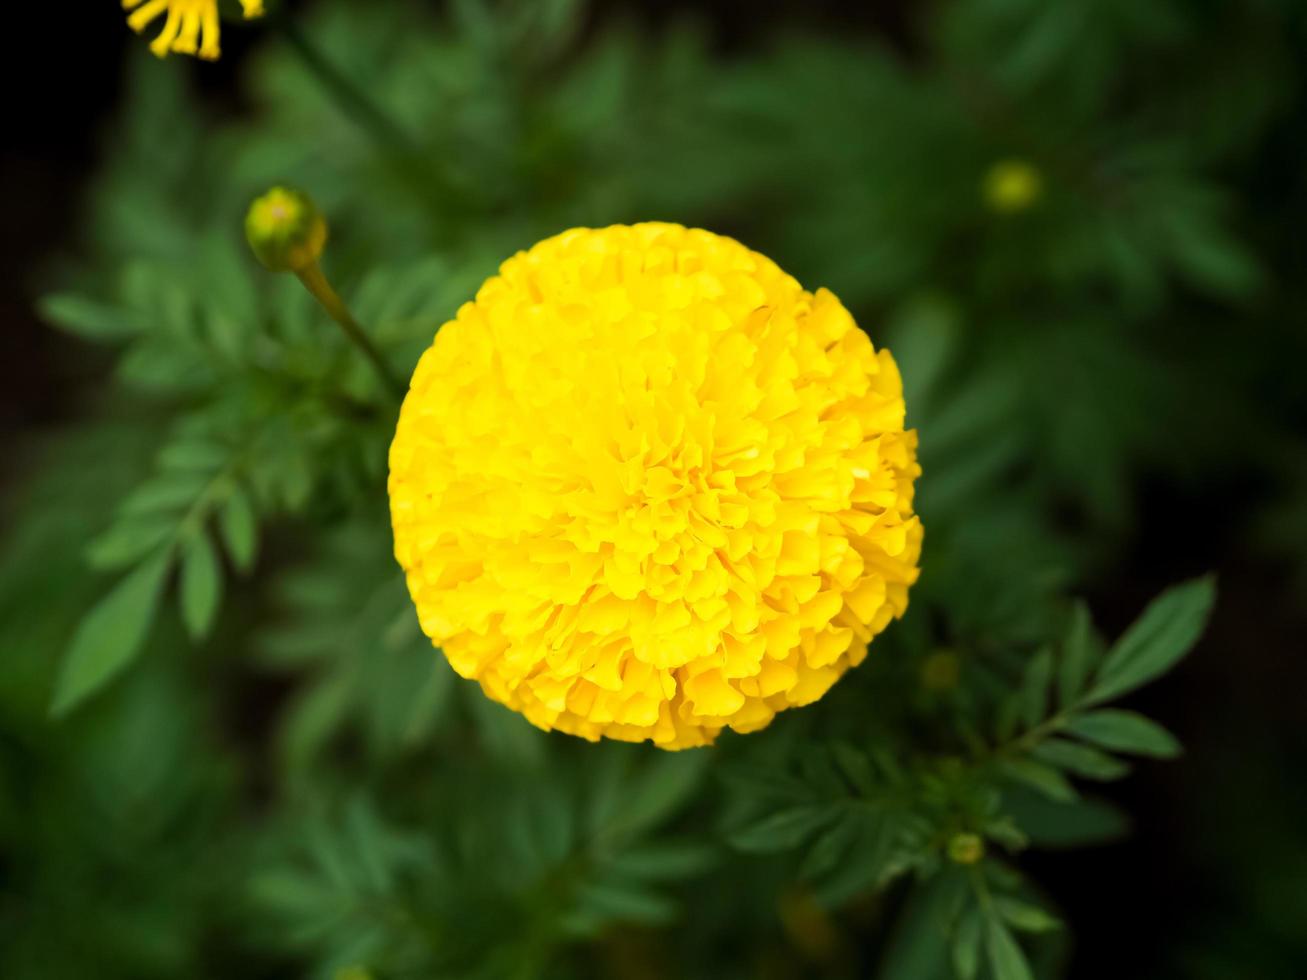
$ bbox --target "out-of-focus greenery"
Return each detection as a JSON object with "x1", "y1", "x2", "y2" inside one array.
[{"x1": 4, "y1": 0, "x2": 1307, "y2": 977}]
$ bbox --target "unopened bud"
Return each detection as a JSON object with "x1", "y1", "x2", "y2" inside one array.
[
  {"x1": 947, "y1": 832, "x2": 985, "y2": 865},
  {"x1": 245, "y1": 186, "x2": 328, "y2": 272}
]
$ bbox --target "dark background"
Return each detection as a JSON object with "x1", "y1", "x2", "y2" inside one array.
[{"x1": 3, "y1": 3, "x2": 1305, "y2": 978}]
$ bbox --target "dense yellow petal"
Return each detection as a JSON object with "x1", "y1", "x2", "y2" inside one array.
[{"x1": 389, "y1": 224, "x2": 922, "y2": 749}]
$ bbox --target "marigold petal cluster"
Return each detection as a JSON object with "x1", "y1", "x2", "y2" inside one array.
[
  {"x1": 389, "y1": 223, "x2": 922, "y2": 749},
  {"x1": 123, "y1": 0, "x2": 263, "y2": 61}
]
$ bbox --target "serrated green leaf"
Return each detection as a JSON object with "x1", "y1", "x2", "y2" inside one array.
[
  {"x1": 986, "y1": 917, "x2": 1034, "y2": 980},
  {"x1": 607, "y1": 842, "x2": 716, "y2": 881},
  {"x1": 1057, "y1": 601, "x2": 1099, "y2": 708},
  {"x1": 1019, "y1": 647, "x2": 1053, "y2": 729},
  {"x1": 219, "y1": 486, "x2": 258, "y2": 572},
  {"x1": 159, "y1": 440, "x2": 228, "y2": 472},
  {"x1": 180, "y1": 532, "x2": 221, "y2": 640},
  {"x1": 1003, "y1": 789, "x2": 1131, "y2": 848},
  {"x1": 729, "y1": 806, "x2": 832, "y2": 853},
  {"x1": 952, "y1": 906, "x2": 983, "y2": 980},
  {"x1": 468, "y1": 690, "x2": 547, "y2": 766},
  {"x1": 39, "y1": 293, "x2": 139, "y2": 341},
  {"x1": 1031, "y1": 738, "x2": 1129, "y2": 781},
  {"x1": 812, "y1": 810, "x2": 907, "y2": 905},
  {"x1": 1089, "y1": 576, "x2": 1216, "y2": 703},
  {"x1": 830, "y1": 741, "x2": 878, "y2": 796},
  {"x1": 995, "y1": 897, "x2": 1062, "y2": 933},
  {"x1": 120, "y1": 474, "x2": 208, "y2": 517},
  {"x1": 280, "y1": 673, "x2": 354, "y2": 774},
  {"x1": 800, "y1": 812, "x2": 860, "y2": 881},
  {"x1": 995, "y1": 757, "x2": 1078, "y2": 803},
  {"x1": 85, "y1": 519, "x2": 174, "y2": 571},
  {"x1": 983, "y1": 816, "x2": 1028, "y2": 851},
  {"x1": 610, "y1": 751, "x2": 707, "y2": 838},
  {"x1": 1066, "y1": 709, "x2": 1182, "y2": 758},
  {"x1": 51, "y1": 550, "x2": 172, "y2": 716},
  {"x1": 574, "y1": 880, "x2": 676, "y2": 925}
]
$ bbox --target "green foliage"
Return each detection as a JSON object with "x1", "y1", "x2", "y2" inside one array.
[{"x1": 7, "y1": 0, "x2": 1301, "y2": 976}]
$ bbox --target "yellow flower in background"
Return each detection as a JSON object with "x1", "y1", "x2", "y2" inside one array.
[
  {"x1": 123, "y1": 0, "x2": 264, "y2": 61},
  {"x1": 983, "y1": 159, "x2": 1043, "y2": 214},
  {"x1": 389, "y1": 224, "x2": 922, "y2": 749}
]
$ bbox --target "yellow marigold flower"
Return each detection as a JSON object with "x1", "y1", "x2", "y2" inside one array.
[
  {"x1": 389, "y1": 224, "x2": 922, "y2": 749},
  {"x1": 983, "y1": 159, "x2": 1043, "y2": 214},
  {"x1": 123, "y1": 0, "x2": 264, "y2": 61}
]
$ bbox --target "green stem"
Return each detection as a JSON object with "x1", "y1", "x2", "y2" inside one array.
[
  {"x1": 969, "y1": 865, "x2": 996, "y2": 917},
  {"x1": 270, "y1": 13, "x2": 421, "y2": 160},
  {"x1": 296, "y1": 260, "x2": 406, "y2": 402},
  {"x1": 269, "y1": 11, "x2": 460, "y2": 233},
  {"x1": 1001, "y1": 710, "x2": 1070, "y2": 757}
]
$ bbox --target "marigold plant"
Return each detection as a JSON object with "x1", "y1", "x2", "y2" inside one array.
[{"x1": 389, "y1": 223, "x2": 923, "y2": 748}]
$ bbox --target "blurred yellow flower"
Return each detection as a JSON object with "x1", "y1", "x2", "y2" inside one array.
[
  {"x1": 389, "y1": 223, "x2": 922, "y2": 749},
  {"x1": 123, "y1": 0, "x2": 264, "y2": 61},
  {"x1": 983, "y1": 159, "x2": 1043, "y2": 214}
]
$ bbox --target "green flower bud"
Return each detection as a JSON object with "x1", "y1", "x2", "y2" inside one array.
[
  {"x1": 947, "y1": 832, "x2": 985, "y2": 865},
  {"x1": 245, "y1": 186, "x2": 328, "y2": 272},
  {"x1": 983, "y1": 159, "x2": 1042, "y2": 214}
]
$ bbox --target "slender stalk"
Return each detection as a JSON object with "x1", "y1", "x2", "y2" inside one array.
[
  {"x1": 268, "y1": 11, "x2": 463, "y2": 247},
  {"x1": 296, "y1": 260, "x2": 406, "y2": 402},
  {"x1": 269, "y1": 13, "x2": 421, "y2": 160}
]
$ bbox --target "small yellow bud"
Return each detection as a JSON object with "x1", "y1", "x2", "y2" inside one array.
[
  {"x1": 245, "y1": 186, "x2": 328, "y2": 273},
  {"x1": 947, "y1": 832, "x2": 986, "y2": 865},
  {"x1": 983, "y1": 159, "x2": 1042, "y2": 214}
]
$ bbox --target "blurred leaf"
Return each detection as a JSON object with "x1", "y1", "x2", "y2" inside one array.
[
  {"x1": 1003, "y1": 788, "x2": 1131, "y2": 849},
  {"x1": 219, "y1": 485, "x2": 259, "y2": 572},
  {"x1": 160, "y1": 440, "x2": 229, "y2": 472},
  {"x1": 1019, "y1": 647, "x2": 1053, "y2": 729},
  {"x1": 573, "y1": 880, "x2": 677, "y2": 926},
  {"x1": 179, "y1": 532, "x2": 222, "y2": 641},
  {"x1": 1066, "y1": 709, "x2": 1182, "y2": 758},
  {"x1": 608, "y1": 750, "x2": 708, "y2": 838},
  {"x1": 1057, "y1": 602, "x2": 1099, "y2": 709},
  {"x1": 986, "y1": 916, "x2": 1034, "y2": 980},
  {"x1": 39, "y1": 293, "x2": 140, "y2": 341},
  {"x1": 728, "y1": 805, "x2": 831, "y2": 853},
  {"x1": 607, "y1": 841, "x2": 716, "y2": 881},
  {"x1": 995, "y1": 758, "x2": 1078, "y2": 803},
  {"x1": 51, "y1": 550, "x2": 171, "y2": 716},
  {"x1": 86, "y1": 518, "x2": 174, "y2": 571},
  {"x1": 1089, "y1": 576, "x2": 1216, "y2": 703},
  {"x1": 953, "y1": 906, "x2": 983, "y2": 980},
  {"x1": 995, "y1": 897, "x2": 1062, "y2": 933},
  {"x1": 1031, "y1": 738, "x2": 1130, "y2": 781}
]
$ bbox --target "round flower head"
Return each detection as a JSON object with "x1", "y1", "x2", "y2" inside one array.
[
  {"x1": 389, "y1": 224, "x2": 922, "y2": 749},
  {"x1": 123, "y1": 0, "x2": 264, "y2": 61}
]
